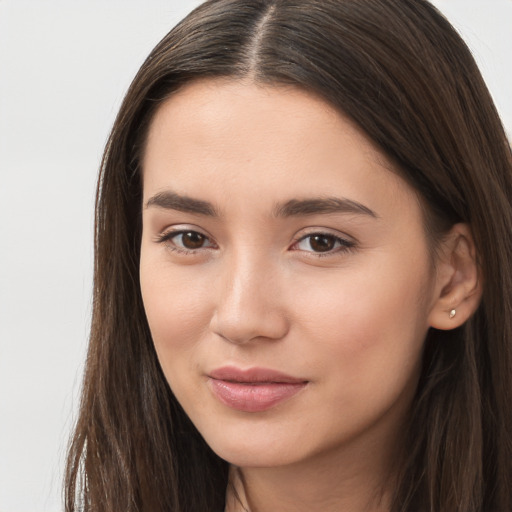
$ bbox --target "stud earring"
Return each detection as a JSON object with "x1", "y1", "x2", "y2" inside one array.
[{"x1": 449, "y1": 309, "x2": 456, "y2": 319}]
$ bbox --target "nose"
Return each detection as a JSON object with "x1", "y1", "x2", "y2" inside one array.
[{"x1": 209, "y1": 251, "x2": 289, "y2": 345}]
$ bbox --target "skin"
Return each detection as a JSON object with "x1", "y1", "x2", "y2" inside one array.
[{"x1": 139, "y1": 79, "x2": 480, "y2": 512}]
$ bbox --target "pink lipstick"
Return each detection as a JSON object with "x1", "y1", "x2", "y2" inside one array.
[{"x1": 207, "y1": 366, "x2": 307, "y2": 412}]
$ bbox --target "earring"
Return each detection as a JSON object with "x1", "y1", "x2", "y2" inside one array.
[{"x1": 449, "y1": 309, "x2": 456, "y2": 319}]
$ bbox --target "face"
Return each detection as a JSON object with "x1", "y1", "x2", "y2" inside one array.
[{"x1": 140, "y1": 80, "x2": 437, "y2": 469}]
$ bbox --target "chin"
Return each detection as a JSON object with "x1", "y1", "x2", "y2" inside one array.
[
  {"x1": 211, "y1": 442, "x2": 301, "y2": 469},
  {"x1": 196, "y1": 420, "x2": 314, "y2": 469}
]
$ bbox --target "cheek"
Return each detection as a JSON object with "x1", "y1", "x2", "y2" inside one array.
[
  {"x1": 288, "y1": 252, "x2": 431, "y2": 387},
  {"x1": 139, "y1": 258, "x2": 214, "y2": 373}
]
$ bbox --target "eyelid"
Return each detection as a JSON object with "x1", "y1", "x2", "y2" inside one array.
[
  {"x1": 153, "y1": 225, "x2": 356, "y2": 257},
  {"x1": 291, "y1": 226, "x2": 356, "y2": 242},
  {"x1": 155, "y1": 225, "x2": 217, "y2": 252},
  {"x1": 289, "y1": 228, "x2": 357, "y2": 255}
]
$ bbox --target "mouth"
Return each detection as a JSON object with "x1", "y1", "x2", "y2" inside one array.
[{"x1": 207, "y1": 366, "x2": 308, "y2": 412}]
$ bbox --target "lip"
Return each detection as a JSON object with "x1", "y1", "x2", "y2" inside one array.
[{"x1": 207, "y1": 366, "x2": 308, "y2": 412}]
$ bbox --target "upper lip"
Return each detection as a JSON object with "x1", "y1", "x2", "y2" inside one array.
[{"x1": 208, "y1": 366, "x2": 307, "y2": 384}]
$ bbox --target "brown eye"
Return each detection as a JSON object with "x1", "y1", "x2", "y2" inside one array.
[
  {"x1": 179, "y1": 231, "x2": 207, "y2": 249},
  {"x1": 157, "y1": 229, "x2": 215, "y2": 253},
  {"x1": 308, "y1": 235, "x2": 336, "y2": 252},
  {"x1": 294, "y1": 232, "x2": 355, "y2": 255}
]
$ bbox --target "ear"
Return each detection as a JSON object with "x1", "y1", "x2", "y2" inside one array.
[{"x1": 428, "y1": 223, "x2": 483, "y2": 330}]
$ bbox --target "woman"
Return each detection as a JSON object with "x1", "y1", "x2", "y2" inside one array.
[{"x1": 65, "y1": 1, "x2": 512, "y2": 511}]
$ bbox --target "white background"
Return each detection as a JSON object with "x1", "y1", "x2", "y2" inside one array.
[{"x1": 0, "y1": 1, "x2": 510, "y2": 511}]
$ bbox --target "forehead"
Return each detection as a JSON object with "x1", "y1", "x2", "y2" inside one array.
[{"x1": 142, "y1": 79, "x2": 415, "y2": 218}]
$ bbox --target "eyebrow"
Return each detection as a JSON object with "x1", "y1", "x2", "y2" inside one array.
[
  {"x1": 145, "y1": 191, "x2": 218, "y2": 216},
  {"x1": 145, "y1": 190, "x2": 378, "y2": 219},
  {"x1": 273, "y1": 197, "x2": 378, "y2": 218}
]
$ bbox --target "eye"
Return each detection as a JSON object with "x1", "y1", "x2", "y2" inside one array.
[
  {"x1": 157, "y1": 229, "x2": 215, "y2": 253},
  {"x1": 174, "y1": 231, "x2": 210, "y2": 249},
  {"x1": 293, "y1": 233, "x2": 355, "y2": 254}
]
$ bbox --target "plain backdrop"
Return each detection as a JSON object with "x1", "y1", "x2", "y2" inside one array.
[{"x1": 0, "y1": 1, "x2": 511, "y2": 511}]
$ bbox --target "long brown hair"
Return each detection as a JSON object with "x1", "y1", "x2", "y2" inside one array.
[{"x1": 65, "y1": 1, "x2": 512, "y2": 511}]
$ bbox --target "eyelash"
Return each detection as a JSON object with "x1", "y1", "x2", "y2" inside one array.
[
  {"x1": 155, "y1": 229, "x2": 216, "y2": 255},
  {"x1": 155, "y1": 229, "x2": 356, "y2": 257},
  {"x1": 290, "y1": 232, "x2": 356, "y2": 257}
]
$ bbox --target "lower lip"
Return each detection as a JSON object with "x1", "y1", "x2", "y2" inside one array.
[{"x1": 208, "y1": 379, "x2": 307, "y2": 412}]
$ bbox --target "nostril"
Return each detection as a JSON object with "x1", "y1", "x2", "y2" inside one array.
[
  {"x1": 210, "y1": 264, "x2": 289, "y2": 343},
  {"x1": 210, "y1": 308, "x2": 289, "y2": 345}
]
